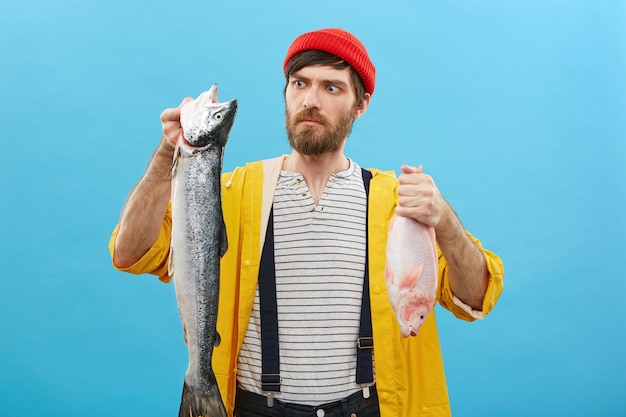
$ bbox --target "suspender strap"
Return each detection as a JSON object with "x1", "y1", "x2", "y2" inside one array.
[
  {"x1": 258, "y1": 168, "x2": 375, "y2": 395},
  {"x1": 356, "y1": 168, "x2": 374, "y2": 386},
  {"x1": 258, "y1": 208, "x2": 281, "y2": 393}
]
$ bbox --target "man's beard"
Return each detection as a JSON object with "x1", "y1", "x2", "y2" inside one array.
[{"x1": 285, "y1": 107, "x2": 355, "y2": 156}]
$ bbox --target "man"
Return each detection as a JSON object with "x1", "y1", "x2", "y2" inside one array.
[{"x1": 109, "y1": 28, "x2": 504, "y2": 417}]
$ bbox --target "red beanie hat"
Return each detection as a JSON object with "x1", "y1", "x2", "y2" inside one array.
[{"x1": 283, "y1": 28, "x2": 376, "y2": 96}]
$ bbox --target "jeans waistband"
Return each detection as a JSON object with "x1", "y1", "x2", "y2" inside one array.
[{"x1": 234, "y1": 385, "x2": 380, "y2": 417}]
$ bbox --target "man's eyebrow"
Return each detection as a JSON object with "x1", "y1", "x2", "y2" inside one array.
[
  {"x1": 290, "y1": 71, "x2": 349, "y2": 88},
  {"x1": 324, "y1": 78, "x2": 349, "y2": 88},
  {"x1": 289, "y1": 72, "x2": 310, "y2": 82}
]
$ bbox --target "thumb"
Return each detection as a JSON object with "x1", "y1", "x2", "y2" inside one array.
[
  {"x1": 401, "y1": 164, "x2": 423, "y2": 174},
  {"x1": 179, "y1": 96, "x2": 194, "y2": 108}
]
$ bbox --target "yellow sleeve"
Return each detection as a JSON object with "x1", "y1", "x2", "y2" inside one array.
[
  {"x1": 436, "y1": 232, "x2": 504, "y2": 321},
  {"x1": 368, "y1": 168, "x2": 504, "y2": 322},
  {"x1": 107, "y1": 202, "x2": 173, "y2": 283}
]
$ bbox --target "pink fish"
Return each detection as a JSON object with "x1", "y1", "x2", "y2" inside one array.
[{"x1": 385, "y1": 215, "x2": 438, "y2": 337}]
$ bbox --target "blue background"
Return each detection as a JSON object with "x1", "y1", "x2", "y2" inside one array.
[{"x1": 1, "y1": 0, "x2": 624, "y2": 415}]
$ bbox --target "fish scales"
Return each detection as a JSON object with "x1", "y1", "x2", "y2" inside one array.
[
  {"x1": 170, "y1": 84, "x2": 237, "y2": 417},
  {"x1": 173, "y1": 148, "x2": 224, "y2": 379},
  {"x1": 384, "y1": 215, "x2": 438, "y2": 337}
]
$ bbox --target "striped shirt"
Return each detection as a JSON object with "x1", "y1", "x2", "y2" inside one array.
[{"x1": 236, "y1": 159, "x2": 372, "y2": 405}]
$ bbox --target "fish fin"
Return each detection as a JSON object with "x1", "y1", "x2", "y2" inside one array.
[
  {"x1": 219, "y1": 218, "x2": 228, "y2": 257},
  {"x1": 400, "y1": 264, "x2": 424, "y2": 291},
  {"x1": 168, "y1": 246, "x2": 175, "y2": 278},
  {"x1": 167, "y1": 141, "x2": 181, "y2": 181},
  {"x1": 428, "y1": 225, "x2": 436, "y2": 242},
  {"x1": 385, "y1": 262, "x2": 395, "y2": 285},
  {"x1": 427, "y1": 226, "x2": 438, "y2": 260},
  {"x1": 214, "y1": 331, "x2": 221, "y2": 347},
  {"x1": 182, "y1": 324, "x2": 188, "y2": 346},
  {"x1": 178, "y1": 376, "x2": 227, "y2": 417},
  {"x1": 168, "y1": 147, "x2": 180, "y2": 278}
]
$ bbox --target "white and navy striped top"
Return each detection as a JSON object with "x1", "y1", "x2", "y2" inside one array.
[{"x1": 236, "y1": 159, "x2": 373, "y2": 405}]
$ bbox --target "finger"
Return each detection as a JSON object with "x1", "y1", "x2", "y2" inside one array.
[
  {"x1": 397, "y1": 195, "x2": 420, "y2": 208},
  {"x1": 401, "y1": 164, "x2": 422, "y2": 174},
  {"x1": 394, "y1": 205, "x2": 425, "y2": 223},
  {"x1": 179, "y1": 96, "x2": 193, "y2": 108},
  {"x1": 160, "y1": 97, "x2": 193, "y2": 122},
  {"x1": 160, "y1": 107, "x2": 179, "y2": 122},
  {"x1": 399, "y1": 165, "x2": 423, "y2": 185},
  {"x1": 397, "y1": 184, "x2": 420, "y2": 198}
]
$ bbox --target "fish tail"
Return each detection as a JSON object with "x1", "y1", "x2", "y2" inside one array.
[{"x1": 178, "y1": 375, "x2": 227, "y2": 417}]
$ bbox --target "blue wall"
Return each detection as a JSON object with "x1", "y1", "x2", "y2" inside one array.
[{"x1": 1, "y1": 1, "x2": 624, "y2": 415}]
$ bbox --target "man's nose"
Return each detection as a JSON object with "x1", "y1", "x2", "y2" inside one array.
[{"x1": 302, "y1": 87, "x2": 320, "y2": 109}]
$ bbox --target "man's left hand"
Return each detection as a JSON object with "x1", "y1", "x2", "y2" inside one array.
[{"x1": 395, "y1": 164, "x2": 451, "y2": 229}]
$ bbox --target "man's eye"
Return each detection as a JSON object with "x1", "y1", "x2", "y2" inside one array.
[
  {"x1": 327, "y1": 85, "x2": 339, "y2": 93},
  {"x1": 294, "y1": 80, "x2": 305, "y2": 88}
]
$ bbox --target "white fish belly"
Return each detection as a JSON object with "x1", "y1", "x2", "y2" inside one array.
[{"x1": 385, "y1": 215, "x2": 438, "y2": 337}]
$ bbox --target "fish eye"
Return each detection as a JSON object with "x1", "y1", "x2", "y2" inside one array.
[
  {"x1": 420, "y1": 315, "x2": 424, "y2": 320},
  {"x1": 214, "y1": 112, "x2": 223, "y2": 120}
]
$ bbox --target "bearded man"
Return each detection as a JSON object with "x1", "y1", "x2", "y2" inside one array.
[{"x1": 109, "y1": 28, "x2": 504, "y2": 417}]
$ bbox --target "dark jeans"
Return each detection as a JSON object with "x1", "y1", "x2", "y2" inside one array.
[{"x1": 234, "y1": 386, "x2": 381, "y2": 417}]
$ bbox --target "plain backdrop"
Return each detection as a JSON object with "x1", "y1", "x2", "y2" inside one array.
[{"x1": 1, "y1": 0, "x2": 624, "y2": 416}]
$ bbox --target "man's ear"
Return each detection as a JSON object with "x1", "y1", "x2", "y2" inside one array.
[{"x1": 353, "y1": 93, "x2": 371, "y2": 120}]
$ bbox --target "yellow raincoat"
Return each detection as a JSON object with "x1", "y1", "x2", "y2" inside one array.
[{"x1": 109, "y1": 156, "x2": 504, "y2": 417}]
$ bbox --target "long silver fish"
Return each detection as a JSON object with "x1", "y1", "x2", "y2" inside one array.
[{"x1": 170, "y1": 84, "x2": 237, "y2": 417}]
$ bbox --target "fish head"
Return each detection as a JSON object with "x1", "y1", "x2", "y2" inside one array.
[
  {"x1": 397, "y1": 291, "x2": 434, "y2": 337},
  {"x1": 180, "y1": 84, "x2": 238, "y2": 149}
]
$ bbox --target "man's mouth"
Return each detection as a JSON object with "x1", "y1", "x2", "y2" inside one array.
[
  {"x1": 294, "y1": 109, "x2": 326, "y2": 126},
  {"x1": 299, "y1": 118, "x2": 323, "y2": 125}
]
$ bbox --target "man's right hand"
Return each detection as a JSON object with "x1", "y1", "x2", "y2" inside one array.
[{"x1": 161, "y1": 97, "x2": 193, "y2": 147}]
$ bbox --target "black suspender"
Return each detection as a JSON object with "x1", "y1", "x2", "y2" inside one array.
[
  {"x1": 258, "y1": 208, "x2": 281, "y2": 395},
  {"x1": 356, "y1": 168, "x2": 374, "y2": 395},
  {"x1": 257, "y1": 169, "x2": 375, "y2": 405}
]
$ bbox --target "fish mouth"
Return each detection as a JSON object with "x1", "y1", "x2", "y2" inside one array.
[
  {"x1": 207, "y1": 83, "x2": 219, "y2": 103},
  {"x1": 404, "y1": 326, "x2": 418, "y2": 337}
]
